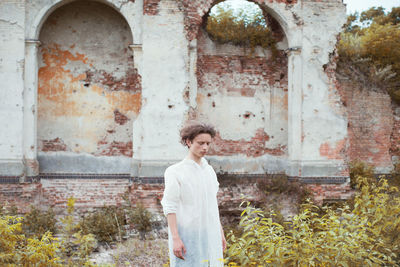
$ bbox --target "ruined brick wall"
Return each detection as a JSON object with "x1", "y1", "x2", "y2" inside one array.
[
  {"x1": 0, "y1": 178, "x2": 164, "y2": 214},
  {"x1": 194, "y1": 25, "x2": 288, "y2": 159},
  {"x1": 306, "y1": 183, "x2": 353, "y2": 205},
  {"x1": 38, "y1": 1, "x2": 141, "y2": 164},
  {"x1": 340, "y1": 80, "x2": 394, "y2": 172},
  {"x1": 0, "y1": 177, "x2": 353, "y2": 221},
  {"x1": 0, "y1": 183, "x2": 42, "y2": 214}
]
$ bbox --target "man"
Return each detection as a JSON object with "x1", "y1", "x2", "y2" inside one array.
[{"x1": 161, "y1": 121, "x2": 226, "y2": 266}]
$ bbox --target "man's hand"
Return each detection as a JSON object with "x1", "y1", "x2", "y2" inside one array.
[
  {"x1": 222, "y1": 234, "x2": 227, "y2": 252},
  {"x1": 173, "y1": 237, "x2": 186, "y2": 260},
  {"x1": 220, "y1": 224, "x2": 227, "y2": 252}
]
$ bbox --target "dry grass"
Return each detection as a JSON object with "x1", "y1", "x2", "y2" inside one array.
[{"x1": 91, "y1": 238, "x2": 169, "y2": 267}]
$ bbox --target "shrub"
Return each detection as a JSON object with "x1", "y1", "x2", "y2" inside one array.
[
  {"x1": 71, "y1": 231, "x2": 97, "y2": 267},
  {"x1": 337, "y1": 7, "x2": 400, "y2": 103},
  {"x1": 0, "y1": 202, "x2": 19, "y2": 216},
  {"x1": 60, "y1": 198, "x2": 98, "y2": 266},
  {"x1": 22, "y1": 205, "x2": 57, "y2": 238},
  {"x1": 349, "y1": 160, "x2": 375, "y2": 188},
  {"x1": 127, "y1": 203, "x2": 153, "y2": 240},
  {"x1": 225, "y1": 175, "x2": 400, "y2": 266},
  {"x1": 206, "y1": 4, "x2": 277, "y2": 54},
  {"x1": 19, "y1": 232, "x2": 63, "y2": 267},
  {"x1": 60, "y1": 198, "x2": 80, "y2": 256},
  {"x1": 0, "y1": 215, "x2": 63, "y2": 266},
  {"x1": 0, "y1": 198, "x2": 101, "y2": 267},
  {"x1": 79, "y1": 205, "x2": 126, "y2": 243},
  {"x1": 390, "y1": 162, "x2": 400, "y2": 188}
]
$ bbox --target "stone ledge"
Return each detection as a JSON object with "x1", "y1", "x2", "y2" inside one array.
[
  {"x1": 38, "y1": 173, "x2": 131, "y2": 180},
  {"x1": 133, "y1": 177, "x2": 164, "y2": 184},
  {"x1": 0, "y1": 159, "x2": 25, "y2": 176},
  {"x1": 0, "y1": 176, "x2": 21, "y2": 184},
  {"x1": 0, "y1": 173, "x2": 353, "y2": 184}
]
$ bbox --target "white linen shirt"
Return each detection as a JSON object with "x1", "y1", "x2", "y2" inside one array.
[{"x1": 161, "y1": 157, "x2": 223, "y2": 267}]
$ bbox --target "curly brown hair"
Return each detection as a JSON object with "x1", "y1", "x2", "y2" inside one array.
[{"x1": 180, "y1": 121, "x2": 216, "y2": 147}]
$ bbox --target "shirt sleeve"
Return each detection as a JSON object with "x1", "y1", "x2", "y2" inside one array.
[
  {"x1": 211, "y1": 167, "x2": 219, "y2": 196},
  {"x1": 161, "y1": 168, "x2": 181, "y2": 216}
]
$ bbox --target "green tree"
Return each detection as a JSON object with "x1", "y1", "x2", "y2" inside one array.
[
  {"x1": 225, "y1": 176, "x2": 400, "y2": 266},
  {"x1": 206, "y1": 4, "x2": 277, "y2": 53},
  {"x1": 338, "y1": 6, "x2": 400, "y2": 102}
]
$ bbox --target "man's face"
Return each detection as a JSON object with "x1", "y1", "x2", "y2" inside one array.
[{"x1": 187, "y1": 133, "x2": 212, "y2": 159}]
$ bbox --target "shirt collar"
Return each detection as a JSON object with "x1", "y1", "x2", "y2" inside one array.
[{"x1": 183, "y1": 157, "x2": 208, "y2": 168}]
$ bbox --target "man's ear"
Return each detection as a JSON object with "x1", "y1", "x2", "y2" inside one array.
[{"x1": 186, "y1": 139, "x2": 191, "y2": 148}]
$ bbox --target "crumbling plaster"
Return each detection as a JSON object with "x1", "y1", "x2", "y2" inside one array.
[
  {"x1": 299, "y1": 1, "x2": 348, "y2": 176},
  {"x1": 0, "y1": 0, "x2": 350, "y2": 179},
  {"x1": 0, "y1": 0, "x2": 25, "y2": 175}
]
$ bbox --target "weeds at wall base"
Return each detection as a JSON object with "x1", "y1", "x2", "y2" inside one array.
[{"x1": 225, "y1": 175, "x2": 400, "y2": 266}]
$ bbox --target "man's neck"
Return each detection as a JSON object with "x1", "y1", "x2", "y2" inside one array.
[{"x1": 187, "y1": 153, "x2": 202, "y2": 165}]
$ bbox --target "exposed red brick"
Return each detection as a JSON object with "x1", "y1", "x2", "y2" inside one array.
[
  {"x1": 0, "y1": 183, "x2": 42, "y2": 213},
  {"x1": 25, "y1": 159, "x2": 39, "y2": 174},
  {"x1": 325, "y1": 51, "x2": 347, "y2": 110},
  {"x1": 114, "y1": 109, "x2": 129, "y2": 125},
  {"x1": 143, "y1": 0, "x2": 161, "y2": 15},
  {"x1": 0, "y1": 177, "x2": 353, "y2": 218},
  {"x1": 84, "y1": 68, "x2": 142, "y2": 93},
  {"x1": 208, "y1": 128, "x2": 286, "y2": 157},
  {"x1": 344, "y1": 86, "x2": 393, "y2": 168},
  {"x1": 41, "y1": 137, "x2": 67, "y2": 152},
  {"x1": 319, "y1": 139, "x2": 347, "y2": 160},
  {"x1": 97, "y1": 141, "x2": 133, "y2": 157},
  {"x1": 306, "y1": 183, "x2": 354, "y2": 205},
  {"x1": 390, "y1": 104, "x2": 400, "y2": 159},
  {"x1": 129, "y1": 183, "x2": 164, "y2": 209},
  {"x1": 196, "y1": 53, "x2": 288, "y2": 90}
]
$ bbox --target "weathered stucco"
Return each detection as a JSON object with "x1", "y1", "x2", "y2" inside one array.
[{"x1": 0, "y1": 0, "x2": 25, "y2": 175}]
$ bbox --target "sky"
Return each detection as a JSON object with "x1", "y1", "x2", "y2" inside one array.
[
  {"x1": 343, "y1": 0, "x2": 399, "y2": 14},
  {"x1": 222, "y1": 0, "x2": 399, "y2": 14}
]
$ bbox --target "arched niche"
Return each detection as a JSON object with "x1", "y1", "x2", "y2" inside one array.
[
  {"x1": 35, "y1": 0, "x2": 141, "y2": 173},
  {"x1": 188, "y1": 0, "x2": 299, "y2": 174}
]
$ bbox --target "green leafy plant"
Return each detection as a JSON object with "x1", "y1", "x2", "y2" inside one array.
[
  {"x1": 338, "y1": 6, "x2": 400, "y2": 103},
  {"x1": 127, "y1": 203, "x2": 154, "y2": 240},
  {"x1": 206, "y1": 4, "x2": 277, "y2": 54},
  {"x1": 60, "y1": 197, "x2": 99, "y2": 266},
  {"x1": 78, "y1": 205, "x2": 126, "y2": 243},
  {"x1": 349, "y1": 160, "x2": 375, "y2": 188},
  {"x1": 225, "y1": 175, "x2": 400, "y2": 266},
  {"x1": 0, "y1": 215, "x2": 63, "y2": 266},
  {"x1": 71, "y1": 231, "x2": 97, "y2": 267},
  {"x1": 22, "y1": 205, "x2": 57, "y2": 239},
  {"x1": 60, "y1": 197, "x2": 79, "y2": 257},
  {"x1": 390, "y1": 162, "x2": 400, "y2": 188}
]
